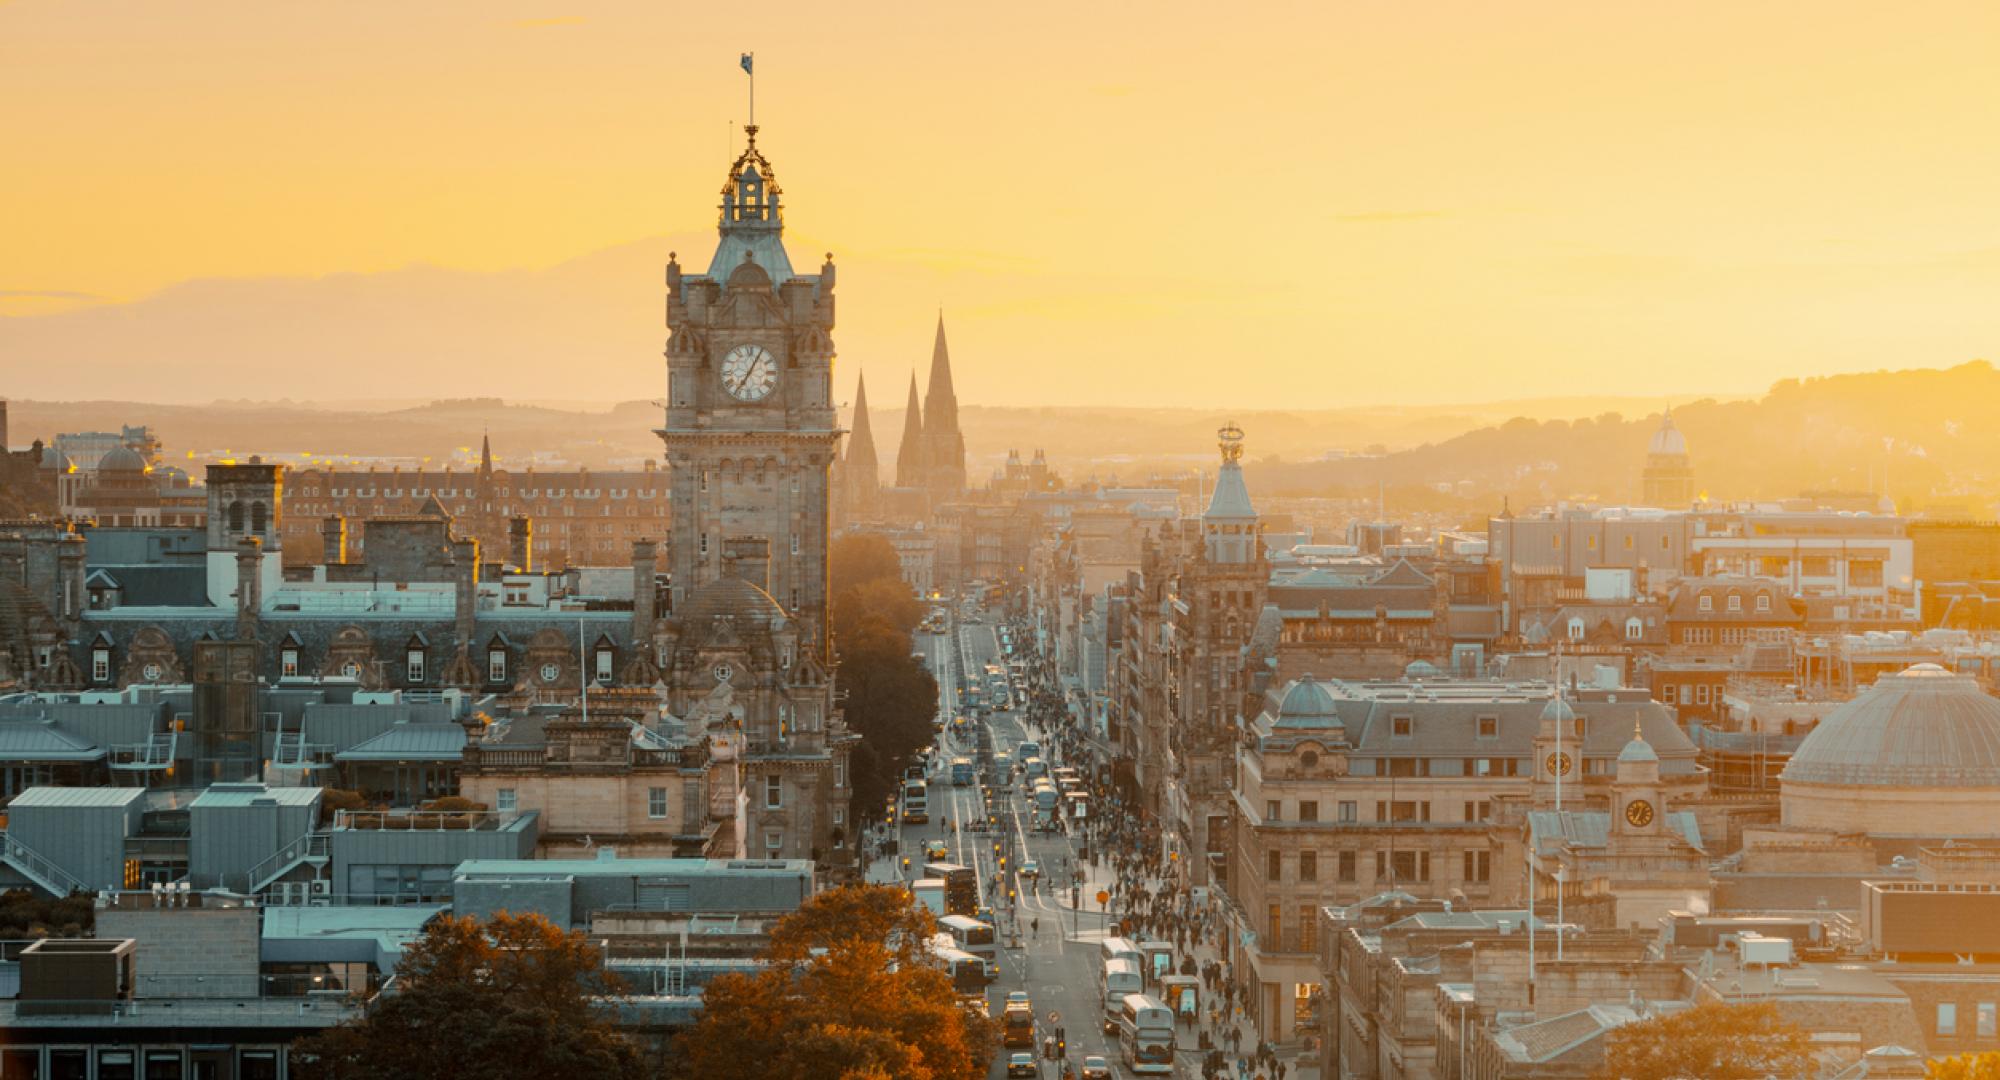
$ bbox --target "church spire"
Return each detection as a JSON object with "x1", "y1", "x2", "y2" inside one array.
[
  {"x1": 920, "y1": 313, "x2": 967, "y2": 498},
  {"x1": 846, "y1": 370, "x2": 881, "y2": 510},
  {"x1": 479, "y1": 431, "x2": 492, "y2": 476},
  {"x1": 895, "y1": 372, "x2": 926, "y2": 489}
]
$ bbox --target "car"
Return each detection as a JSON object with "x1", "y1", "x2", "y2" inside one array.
[
  {"x1": 1006, "y1": 1052, "x2": 1039, "y2": 1078},
  {"x1": 924, "y1": 839, "x2": 948, "y2": 860},
  {"x1": 1005, "y1": 991, "x2": 1031, "y2": 1010},
  {"x1": 1079, "y1": 1055, "x2": 1112, "y2": 1080},
  {"x1": 1018, "y1": 858, "x2": 1041, "y2": 879}
]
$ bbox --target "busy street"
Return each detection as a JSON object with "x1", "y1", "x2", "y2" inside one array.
[{"x1": 863, "y1": 593, "x2": 1312, "y2": 1080}]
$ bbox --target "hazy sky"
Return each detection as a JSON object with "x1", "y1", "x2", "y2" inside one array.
[{"x1": 4, "y1": 2, "x2": 1999, "y2": 408}]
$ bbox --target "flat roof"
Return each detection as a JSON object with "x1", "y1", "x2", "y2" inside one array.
[
  {"x1": 188, "y1": 783, "x2": 321, "y2": 808},
  {"x1": 8, "y1": 786, "x2": 145, "y2": 808},
  {"x1": 455, "y1": 857, "x2": 810, "y2": 878}
]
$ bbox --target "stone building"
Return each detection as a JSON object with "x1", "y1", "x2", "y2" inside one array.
[
  {"x1": 282, "y1": 436, "x2": 670, "y2": 571},
  {"x1": 657, "y1": 122, "x2": 855, "y2": 867}
]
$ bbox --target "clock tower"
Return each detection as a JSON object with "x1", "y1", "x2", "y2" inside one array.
[{"x1": 662, "y1": 124, "x2": 840, "y2": 655}]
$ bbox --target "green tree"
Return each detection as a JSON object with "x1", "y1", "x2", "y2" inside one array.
[
  {"x1": 833, "y1": 575, "x2": 925, "y2": 643},
  {"x1": 294, "y1": 911, "x2": 639, "y2": 1080},
  {"x1": 672, "y1": 885, "x2": 994, "y2": 1080},
  {"x1": 1932, "y1": 1052, "x2": 2000, "y2": 1080},
  {"x1": 1593, "y1": 1000, "x2": 1811, "y2": 1080},
  {"x1": 830, "y1": 531, "x2": 935, "y2": 825},
  {"x1": 0, "y1": 888, "x2": 94, "y2": 937},
  {"x1": 830, "y1": 533, "x2": 905, "y2": 593}
]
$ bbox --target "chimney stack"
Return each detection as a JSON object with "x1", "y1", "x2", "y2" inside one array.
[
  {"x1": 508, "y1": 516, "x2": 532, "y2": 572},
  {"x1": 321, "y1": 515, "x2": 346, "y2": 565},
  {"x1": 721, "y1": 536, "x2": 771, "y2": 593},
  {"x1": 631, "y1": 539, "x2": 658, "y2": 641},
  {"x1": 235, "y1": 536, "x2": 263, "y2": 639}
]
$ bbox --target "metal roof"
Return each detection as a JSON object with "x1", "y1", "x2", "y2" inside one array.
[
  {"x1": 335, "y1": 723, "x2": 467, "y2": 762},
  {"x1": 0, "y1": 722, "x2": 104, "y2": 761},
  {"x1": 7, "y1": 786, "x2": 145, "y2": 807},
  {"x1": 188, "y1": 783, "x2": 321, "y2": 808},
  {"x1": 455, "y1": 857, "x2": 810, "y2": 878}
]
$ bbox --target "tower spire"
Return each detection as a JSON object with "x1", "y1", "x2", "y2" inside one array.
[
  {"x1": 895, "y1": 371, "x2": 926, "y2": 489},
  {"x1": 920, "y1": 313, "x2": 966, "y2": 498},
  {"x1": 846, "y1": 370, "x2": 881, "y2": 512}
]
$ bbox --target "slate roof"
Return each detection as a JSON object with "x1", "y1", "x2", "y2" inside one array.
[
  {"x1": 0, "y1": 720, "x2": 103, "y2": 761},
  {"x1": 1493, "y1": 1005, "x2": 1641, "y2": 1063},
  {"x1": 1527, "y1": 809, "x2": 1705, "y2": 855}
]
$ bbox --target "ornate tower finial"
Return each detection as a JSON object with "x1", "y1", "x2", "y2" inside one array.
[{"x1": 1218, "y1": 421, "x2": 1245, "y2": 464}]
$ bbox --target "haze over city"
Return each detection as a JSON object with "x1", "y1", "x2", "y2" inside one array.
[{"x1": 8, "y1": 6, "x2": 2000, "y2": 1080}]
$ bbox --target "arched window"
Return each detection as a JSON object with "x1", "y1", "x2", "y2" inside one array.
[
  {"x1": 250, "y1": 502, "x2": 268, "y2": 535},
  {"x1": 1567, "y1": 618, "x2": 1585, "y2": 642},
  {"x1": 227, "y1": 500, "x2": 245, "y2": 532},
  {"x1": 1625, "y1": 617, "x2": 1644, "y2": 641}
]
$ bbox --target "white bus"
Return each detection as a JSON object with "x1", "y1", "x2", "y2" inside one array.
[
  {"x1": 1098, "y1": 935, "x2": 1141, "y2": 970},
  {"x1": 939, "y1": 914, "x2": 998, "y2": 979},
  {"x1": 1117, "y1": 993, "x2": 1175, "y2": 1075},
  {"x1": 926, "y1": 936, "x2": 987, "y2": 996},
  {"x1": 1100, "y1": 956, "x2": 1143, "y2": 1032}
]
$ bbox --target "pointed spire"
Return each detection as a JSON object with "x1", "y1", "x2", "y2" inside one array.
[
  {"x1": 895, "y1": 371, "x2": 926, "y2": 489},
  {"x1": 845, "y1": 370, "x2": 881, "y2": 504},
  {"x1": 479, "y1": 431, "x2": 492, "y2": 476},
  {"x1": 920, "y1": 313, "x2": 966, "y2": 497}
]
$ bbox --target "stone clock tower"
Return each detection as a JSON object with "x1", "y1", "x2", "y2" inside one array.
[{"x1": 662, "y1": 125, "x2": 840, "y2": 657}]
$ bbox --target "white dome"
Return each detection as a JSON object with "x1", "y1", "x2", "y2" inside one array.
[{"x1": 1648, "y1": 412, "x2": 1688, "y2": 457}]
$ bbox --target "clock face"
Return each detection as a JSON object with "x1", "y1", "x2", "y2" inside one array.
[
  {"x1": 1625, "y1": 799, "x2": 1655, "y2": 828},
  {"x1": 1544, "y1": 751, "x2": 1573, "y2": 777},
  {"x1": 721, "y1": 345, "x2": 778, "y2": 401}
]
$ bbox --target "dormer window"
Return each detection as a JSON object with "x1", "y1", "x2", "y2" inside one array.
[
  {"x1": 91, "y1": 647, "x2": 110, "y2": 683},
  {"x1": 1391, "y1": 715, "x2": 1413, "y2": 738},
  {"x1": 1727, "y1": 594, "x2": 1742, "y2": 612},
  {"x1": 489, "y1": 650, "x2": 507, "y2": 683},
  {"x1": 595, "y1": 648, "x2": 614, "y2": 684},
  {"x1": 406, "y1": 649, "x2": 425, "y2": 684},
  {"x1": 1755, "y1": 594, "x2": 1771, "y2": 613},
  {"x1": 1698, "y1": 593, "x2": 1714, "y2": 612},
  {"x1": 281, "y1": 648, "x2": 300, "y2": 678}
]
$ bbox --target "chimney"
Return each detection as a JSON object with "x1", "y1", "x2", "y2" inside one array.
[
  {"x1": 721, "y1": 536, "x2": 771, "y2": 592},
  {"x1": 632, "y1": 539, "x2": 658, "y2": 640},
  {"x1": 508, "y1": 516, "x2": 532, "y2": 572},
  {"x1": 321, "y1": 515, "x2": 347, "y2": 565},
  {"x1": 235, "y1": 537, "x2": 263, "y2": 638},
  {"x1": 0, "y1": 398, "x2": 9, "y2": 452}
]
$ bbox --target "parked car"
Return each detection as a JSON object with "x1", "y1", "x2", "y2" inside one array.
[{"x1": 1006, "y1": 1052, "x2": 1039, "y2": 1078}]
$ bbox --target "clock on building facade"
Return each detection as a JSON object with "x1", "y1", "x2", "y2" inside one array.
[{"x1": 1624, "y1": 799, "x2": 1655, "y2": 827}]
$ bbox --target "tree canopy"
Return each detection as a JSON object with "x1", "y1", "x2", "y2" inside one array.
[
  {"x1": 1593, "y1": 1001, "x2": 1811, "y2": 1080},
  {"x1": 1932, "y1": 1052, "x2": 2000, "y2": 1080},
  {"x1": 672, "y1": 885, "x2": 994, "y2": 1080},
  {"x1": 294, "y1": 911, "x2": 639, "y2": 1080},
  {"x1": 829, "y1": 532, "x2": 936, "y2": 823}
]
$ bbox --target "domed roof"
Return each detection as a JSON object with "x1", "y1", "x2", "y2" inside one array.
[
  {"x1": 98, "y1": 446, "x2": 147, "y2": 473},
  {"x1": 1540, "y1": 695, "x2": 1576, "y2": 724},
  {"x1": 678, "y1": 576, "x2": 785, "y2": 638},
  {"x1": 1781, "y1": 664, "x2": 2000, "y2": 787},
  {"x1": 1648, "y1": 411, "x2": 1688, "y2": 457},
  {"x1": 1404, "y1": 660, "x2": 1442, "y2": 679},
  {"x1": 39, "y1": 446, "x2": 70, "y2": 472},
  {"x1": 1618, "y1": 727, "x2": 1659, "y2": 764},
  {"x1": 725, "y1": 252, "x2": 774, "y2": 291},
  {"x1": 1276, "y1": 676, "x2": 1338, "y2": 724}
]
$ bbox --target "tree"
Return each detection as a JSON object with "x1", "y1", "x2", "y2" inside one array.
[
  {"x1": 1593, "y1": 1001, "x2": 1811, "y2": 1080},
  {"x1": 672, "y1": 885, "x2": 995, "y2": 1080},
  {"x1": 830, "y1": 531, "x2": 935, "y2": 825},
  {"x1": 294, "y1": 911, "x2": 639, "y2": 1080},
  {"x1": 1932, "y1": 1052, "x2": 2000, "y2": 1080},
  {"x1": 831, "y1": 533, "x2": 905, "y2": 594},
  {"x1": 0, "y1": 888, "x2": 93, "y2": 937},
  {"x1": 833, "y1": 575, "x2": 925, "y2": 642}
]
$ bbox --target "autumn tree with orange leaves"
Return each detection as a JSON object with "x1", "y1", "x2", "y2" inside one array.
[{"x1": 671, "y1": 884, "x2": 996, "y2": 1080}]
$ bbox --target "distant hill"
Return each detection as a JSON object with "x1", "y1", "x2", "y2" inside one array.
[{"x1": 1242, "y1": 361, "x2": 2000, "y2": 512}]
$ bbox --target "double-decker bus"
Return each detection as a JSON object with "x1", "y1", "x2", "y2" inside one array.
[
  {"x1": 938, "y1": 914, "x2": 998, "y2": 979},
  {"x1": 950, "y1": 756, "x2": 975, "y2": 786},
  {"x1": 902, "y1": 779, "x2": 929, "y2": 824},
  {"x1": 1116, "y1": 993, "x2": 1175, "y2": 1075}
]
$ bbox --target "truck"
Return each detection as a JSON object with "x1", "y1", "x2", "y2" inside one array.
[{"x1": 911, "y1": 878, "x2": 947, "y2": 917}]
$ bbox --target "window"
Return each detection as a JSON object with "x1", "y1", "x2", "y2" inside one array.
[
  {"x1": 714, "y1": 663, "x2": 734, "y2": 683},
  {"x1": 1726, "y1": 594, "x2": 1742, "y2": 612},
  {"x1": 1696, "y1": 683, "x2": 1711, "y2": 706},
  {"x1": 1337, "y1": 801, "x2": 1357, "y2": 823},
  {"x1": 1477, "y1": 715, "x2": 1498, "y2": 739},
  {"x1": 406, "y1": 650, "x2": 425, "y2": 683},
  {"x1": 595, "y1": 649, "x2": 613, "y2": 684},
  {"x1": 1755, "y1": 594, "x2": 1772, "y2": 613},
  {"x1": 766, "y1": 775, "x2": 783, "y2": 809},
  {"x1": 1391, "y1": 715, "x2": 1413, "y2": 738},
  {"x1": 648, "y1": 787, "x2": 669, "y2": 819},
  {"x1": 92, "y1": 648, "x2": 110, "y2": 682},
  {"x1": 1391, "y1": 850, "x2": 1429, "y2": 883},
  {"x1": 1939, "y1": 1002, "x2": 1958, "y2": 1036},
  {"x1": 1698, "y1": 593, "x2": 1713, "y2": 612},
  {"x1": 765, "y1": 831, "x2": 783, "y2": 852},
  {"x1": 1267, "y1": 850, "x2": 1282, "y2": 881},
  {"x1": 1267, "y1": 904, "x2": 1282, "y2": 948},
  {"x1": 281, "y1": 648, "x2": 299, "y2": 678},
  {"x1": 1979, "y1": 1002, "x2": 1996, "y2": 1039},
  {"x1": 496, "y1": 788, "x2": 518, "y2": 813},
  {"x1": 1567, "y1": 618, "x2": 1585, "y2": 642},
  {"x1": 1299, "y1": 800, "x2": 1319, "y2": 823},
  {"x1": 1375, "y1": 850, "x2": 1387, "y2": 880},
  {"x1": 1464, "y1": 850, "x2": 1491, "y2": 883},
  {"x1": 1338, "y1": 851, "x2": 1357, "y2": 882},
  {"x1": 540, "y1": 662, "x2": 560, "y2": 683},
  {"x1": 489, "y1": 650, "x2": 507, "y2": 682},
  {"x1": 1299, "y1": 850, "x2": 1317, "y2": 881},
  {"x1": 699, "y1": 533, "x2": 709, "y2": 556},
  {"x1": 791, "y1": 534, "x2": 801, "y2": 555},
  {"x1": 1625, "y1": 617, "x2": 1644, "y2": 640},
  {"x1": 1300, "y1": 907, "x2": 1318, "y2": 952},
  {"x1": 1266, "y1": 800, "x2": 1281, "y2": 822}
]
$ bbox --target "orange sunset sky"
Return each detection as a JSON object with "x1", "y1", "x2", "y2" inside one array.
[{"x1": 3, "y1": 2, "x2": 1998, "y2": 409}]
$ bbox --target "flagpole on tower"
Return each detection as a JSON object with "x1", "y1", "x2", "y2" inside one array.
[{"x1": 741, "y1": 52, "x2": 755, "y2": 129}]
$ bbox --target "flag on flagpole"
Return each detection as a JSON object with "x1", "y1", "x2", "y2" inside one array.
[{"x1": 740, "y1": 53, "x2": 753, "y2": 75}]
